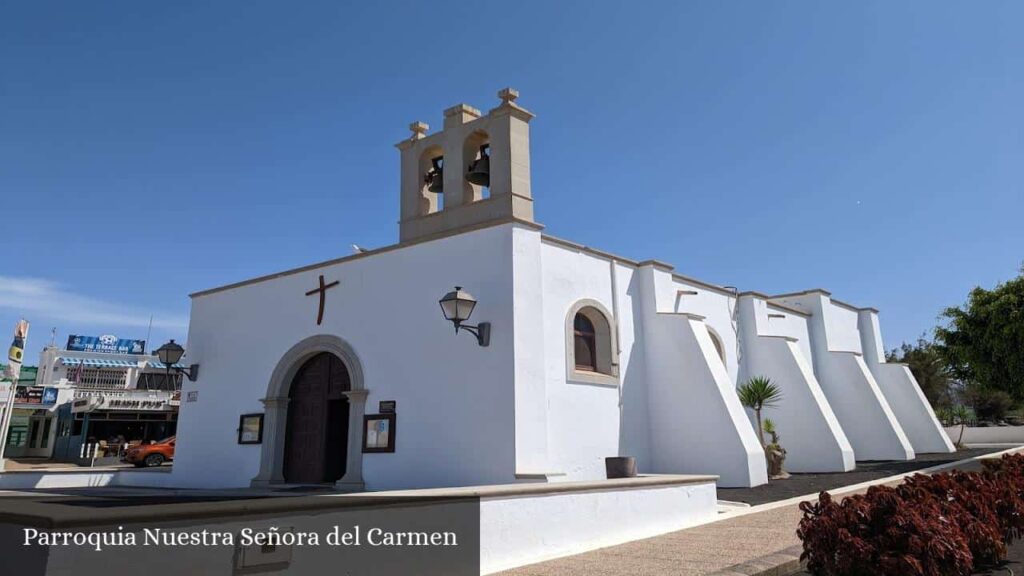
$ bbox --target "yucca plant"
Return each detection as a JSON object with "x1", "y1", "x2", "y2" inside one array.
[
  {"x1": 763, "y1": 418, "x2": 780, "y2": 447},
  {"x1": 737, "y1": 376, "x2": 782, "y2": 449},
  {"x1": 952, "y1": 404, "x2": 972, "y2": 449}
]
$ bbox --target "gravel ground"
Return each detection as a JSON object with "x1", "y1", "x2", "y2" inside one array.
[{"x1": 718, "y1": 447, "x2": 1008, "y2": 505}]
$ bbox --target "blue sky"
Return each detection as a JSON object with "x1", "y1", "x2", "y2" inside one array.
[{"x1": 1, "y1": 1, "x2": 1021, "y2": 358}]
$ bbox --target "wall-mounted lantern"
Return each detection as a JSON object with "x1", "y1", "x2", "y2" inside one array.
[
  {"x1": 438, "y1": 286, "x2": 490, "y2": 347},
  {"x1": 153, "y1": 339, "x2": 200, "y2": 382}
]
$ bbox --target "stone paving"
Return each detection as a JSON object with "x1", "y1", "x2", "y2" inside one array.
[{"x1": 499, "y1": 499, "x2": 806, "y2": 576}]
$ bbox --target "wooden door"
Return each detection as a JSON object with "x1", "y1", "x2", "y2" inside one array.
[{"x1": 283, "y1": 352, "x2": 351, "y2": 484}]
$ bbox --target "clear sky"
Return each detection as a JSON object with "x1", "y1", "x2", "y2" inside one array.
[{"x1": 1, "y1": 1, "x2": 1021, "y2": 358}]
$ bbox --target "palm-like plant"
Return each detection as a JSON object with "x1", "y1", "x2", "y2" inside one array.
[
  {"x1": 952, "y1": 404, "x2": 971, "y2": 449},
  {"x1": 738, "y1": 376, "x2": 783, "y2": 449},
  {"x1": 763, "y1": 418, "x2": 780, "y2": 447}
]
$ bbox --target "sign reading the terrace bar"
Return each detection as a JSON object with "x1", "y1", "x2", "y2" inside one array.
[{"x1": 67, "y1": 334, "x2": 146, "y2": 355}]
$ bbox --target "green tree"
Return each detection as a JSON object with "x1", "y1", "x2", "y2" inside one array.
[
  {"x1": 886, "y1": 335, "x2": 953, "y2": 409},
  {"x1": 935, "y1": 266, "x2": 1024, "y2": 401},
  {"x1": 737, "y1": 376, "x2": 782, "y2": 449}
]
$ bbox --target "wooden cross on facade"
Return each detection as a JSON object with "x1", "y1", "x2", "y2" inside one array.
[{"x1": 305, "y1": 274, "x2": 340, "y2": 325}]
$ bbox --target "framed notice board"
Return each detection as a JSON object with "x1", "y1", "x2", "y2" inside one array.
[{"x1": 362, "y1": 413, "x2": 396, "y2": 453}]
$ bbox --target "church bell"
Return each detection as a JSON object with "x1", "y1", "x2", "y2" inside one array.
[
  {"x1": 424, "y1": 156, "x2": 444, "y2": 193},
  {"x1": 465, "y1": 144, "x2": 490, "y2": 187}
]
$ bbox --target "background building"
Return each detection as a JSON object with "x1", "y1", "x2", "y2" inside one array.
[{"x1": 3, "y1": 335, "x2": 185, "y2": 462}]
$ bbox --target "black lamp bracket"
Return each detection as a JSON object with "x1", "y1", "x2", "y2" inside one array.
[
  {"x1": 165, "y1": 364, "x2": 200, "y2": 382},
  {"x1": 454, "y1": 321, "x2": 491, "y2": 347}
]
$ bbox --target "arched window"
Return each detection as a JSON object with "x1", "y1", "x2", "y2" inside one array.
[
  {"x1": 707, "y1": 328, "x2": 727, "y2": 364},
  {"x1": 565, "y1": 300, "x2": 619, "y2": 386},
  {"x1": 573, "y1": 313, "x2": 598, "y2": 371}
]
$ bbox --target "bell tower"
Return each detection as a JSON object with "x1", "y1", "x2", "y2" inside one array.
[{"x1": 395, "y1": 88, "x2": 536, "y2": 243}]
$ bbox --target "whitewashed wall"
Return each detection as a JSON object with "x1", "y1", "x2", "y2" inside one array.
[
  {"x1": 737, "y1": 296, "x2": 854, "y2": 472},
  {"x1": 858, "y1": 310, "x2": 954, "y2": 453},
  {"x1": 772, "y1": 293, "x2": 914, "y2": 461},
  {"x1": 537, "y1": 238, "x2": 647, "y2": 479},
  {"x1": 174, "y1": 224, "x2": 521, "y2": 490},
  {"x1": 533, "y1": 243, "x2": 767, "y2": 487},
  {"x1": 669, "y1": 277, "x2": 740, "y2": 382},
  {"x1": 822, "y1": 300, "x2": 863, "y2": 354},
  {"x1": 638, "y1": 266, "x2": 767, "y2": 487},
  {"x1": 512, "y1": 228, "x2": 551, "y2": 475},
  {"x1": 752, "y1": 300, "x2": 815, "y2": 369}
]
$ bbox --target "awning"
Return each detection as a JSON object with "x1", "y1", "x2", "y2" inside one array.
[
  {"x1": 59, "y1": 357, "x2": 138, "y2": 368},
  {"x1": 145, "y1": 360, "x2": 187, "y2": 369}
]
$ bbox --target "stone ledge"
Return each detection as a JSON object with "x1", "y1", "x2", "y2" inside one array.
[
  {"x1": 0, "y1": 474, "x2": 717, "y2": 529},
  {"x1": 364, "y1": 473, "x2": 718, "y2": 499}
]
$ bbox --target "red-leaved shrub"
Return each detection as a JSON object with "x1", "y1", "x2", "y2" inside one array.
[
  {"x1": 798, "y1": 453, "x2": 1024, "y2": 576},
  {"x1": 798, "y1": 486, "x2": 974, "y2": 576},
  {"x1": 898, "y1": 471, "x2": 1006, "y2": 565}
]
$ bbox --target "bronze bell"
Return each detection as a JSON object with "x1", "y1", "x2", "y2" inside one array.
[
  {"x1": 466, "y1": 144, "x2": 490, "y2": 187},
  {"x1": 424, "y1": 156, "x2": 443, "y2": 193}
]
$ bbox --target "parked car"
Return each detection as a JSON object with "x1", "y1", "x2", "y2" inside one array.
[{"x1": 122, "y1": 436, "x2": 175, "y2": 467}]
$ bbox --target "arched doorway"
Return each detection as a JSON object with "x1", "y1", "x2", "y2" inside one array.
[
  {"x1": 282, "y1": 352, "x2": 350, "y2": 484},
  {"x1": 251, "y1": 334, "x2": 367, "y2": 491}
]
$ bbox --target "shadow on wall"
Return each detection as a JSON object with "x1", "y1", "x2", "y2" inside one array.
[{"x1": 618, "y1": 274, "x2": 652, "y2": 471}]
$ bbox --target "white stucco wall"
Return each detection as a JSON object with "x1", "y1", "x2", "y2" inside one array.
[
  {"x1": 644, "y1": 312, "x2": 766, "y2": 486},
  {"x1": 668, "y1": 278, "x2": 740, "y2": 383},
  {"x1": 822, "y1": 301, "x2": 863, "y2": 354},
  {"x1": 480, "y1": 480, "x2": 717, "y2": 574},
  {"x1": 771, "y1": 292, "x2": 914, "y2": 461},
  {"x1": 737, "y1": 297, "x2": 854, "y2": 472},
  {"x1": 512, "y1": 228, "x2": 551, "y2": 474},
  {"x1": 538, "y1": 238, "x2": 646, "y2": 479},
  {"x1": 752, "y1": 301, "x2": 815, "y2": 368},
  {"x1": 636, "y1": 266, "x2": 766, "y2": 487},
  {"x1": 173, "y1": 223, "x2": 521, "y2": 490},
  {"x1": 858, "y1": 310, "x2": 954, "y2": 453},
  {"x1": 540, "y1": 237, "x2": 626, "y2": 475}
]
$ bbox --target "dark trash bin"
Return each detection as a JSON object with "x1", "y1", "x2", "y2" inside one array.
[{"x1": 605, "y1": 456, "x2": 637, "y2": 479}]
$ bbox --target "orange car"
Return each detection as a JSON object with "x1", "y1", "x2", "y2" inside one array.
[{"x1": 122, "y1": 436, "x2": 175, "y2": 467}]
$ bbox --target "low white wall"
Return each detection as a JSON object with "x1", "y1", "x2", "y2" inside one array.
[
  {"x1": 943, "y1": 426, "x2": 1024, "y2": 445},
  {"x1": 818, "y1": 353, "x2": 915, "y2": 460},
  {"x1": 479, "y1": 480, "x2": 717, "y2": 574},
  {"x1": 0, "y1": 469, "x2": 180, "y2": 491},
  {"x1": 3, "y1": 473, "x2": 717, "y2": 576},
  {"x1": 872, "y1": 364, "x2": 954, "y2": 453}
]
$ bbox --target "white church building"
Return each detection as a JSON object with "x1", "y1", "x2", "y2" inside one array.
[{"x1": 171, "y1": 88, "x2": 953, "y2": 492}]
